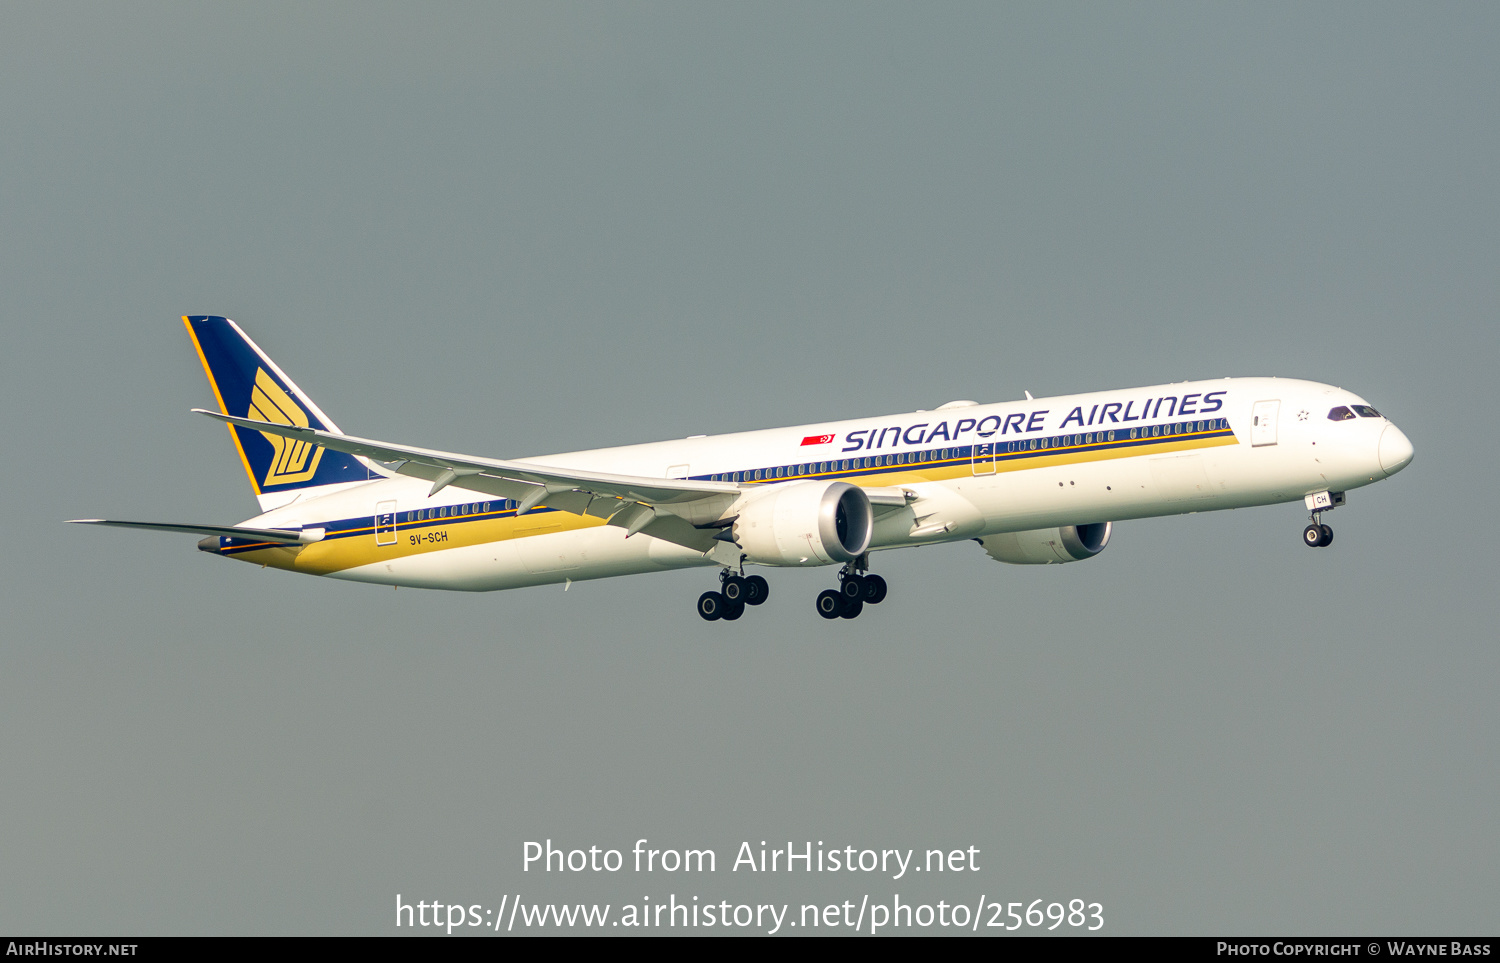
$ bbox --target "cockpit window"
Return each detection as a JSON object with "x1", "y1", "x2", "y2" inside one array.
[
  {"x1": 1352, "y1": 405, "x2": 1381, "y2": 418},
  {"x1": 1327, "y1": 406, "x2": 1355, "y2": 421}
]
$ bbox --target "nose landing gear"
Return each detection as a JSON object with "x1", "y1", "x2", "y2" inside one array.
[
  {"x1": 1301, "y1": 490, "x2": 1345, "y2": 548},
  {"x1": 1302, "y1": 521, "x2": 1333, "y2": 548},
  {"x1": 815, "y1": 556, "x2": 888, "y2": 619}
]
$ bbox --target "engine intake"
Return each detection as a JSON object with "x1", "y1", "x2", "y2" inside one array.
[
  {"x1": 979, "y1": 522, "x2": 1112, "y2": 565},
  {"x1": 733, "y1": 481, "x2": 873, "y2": 566}
]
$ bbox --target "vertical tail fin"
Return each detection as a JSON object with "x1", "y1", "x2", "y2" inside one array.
[{"x1": 183, "y1": 316, "x2": 372, "y2": 511}]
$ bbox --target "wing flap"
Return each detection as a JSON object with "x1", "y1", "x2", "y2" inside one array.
[{"x1": 862, "y1": 486, "x2": 918, "y2": 517}]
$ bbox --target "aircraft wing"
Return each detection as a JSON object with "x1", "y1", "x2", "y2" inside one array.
[
  {"x1": 66, "y1": 519, "x2": 315, "y2": 544},
  {"x1": 193, "y1": 409, "x2": 743, "y2": 552}
]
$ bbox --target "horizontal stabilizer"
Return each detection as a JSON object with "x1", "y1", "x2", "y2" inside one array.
[{"x1": 66, "y1": 519, "x2": 313, "y2": 544}]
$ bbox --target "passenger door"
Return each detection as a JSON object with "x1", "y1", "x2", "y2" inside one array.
[
  {"x1": 375, "y1": 500, "x2": 397, "y2": 545},
  {"x1": 971, "y1": 442, "x2": 996, "y2": 475},
  {"x1": 1250, "y1": 400, "x2": 1280, "y2": 447}
]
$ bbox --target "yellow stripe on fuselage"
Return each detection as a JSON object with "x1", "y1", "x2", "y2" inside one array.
[
  {"x1": 228, "y1": 430, "x2": 1238, "y2": 575},
  {"x1": 229, "y1": 509, "x2": 609, "y2": 575}
]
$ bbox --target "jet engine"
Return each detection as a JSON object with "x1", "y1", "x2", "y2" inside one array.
[
  {"x1": 979, "y1": 522, "x2": 1112, "y2": 565},
  {"x1": 732, "y1": 481, "x2": 873, "y2": 566}
]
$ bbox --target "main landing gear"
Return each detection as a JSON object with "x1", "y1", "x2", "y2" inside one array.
[
  {"x1": 696, "y1": 567, "x2": 770, "y2": 622},
  {"x1": 816, "y1": 557, "x2": 887, "y2": 620}
]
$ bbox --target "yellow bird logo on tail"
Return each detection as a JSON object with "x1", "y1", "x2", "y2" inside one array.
[{"x1": 249, "y1": 368, "x2": 324, "y2": 485}]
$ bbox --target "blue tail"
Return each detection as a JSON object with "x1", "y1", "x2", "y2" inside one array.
[{"x1": 183, "y1": 316, "x2": 370, "y2": 508}]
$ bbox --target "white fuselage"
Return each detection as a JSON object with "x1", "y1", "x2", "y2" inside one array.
[{"x1": 222, "y1": 377, "x2": 1412, "y2": 590}]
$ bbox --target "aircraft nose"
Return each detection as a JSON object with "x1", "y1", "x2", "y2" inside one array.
[{"x1": 1378, "y1": 423, "x2": 1414, "y2": 476}]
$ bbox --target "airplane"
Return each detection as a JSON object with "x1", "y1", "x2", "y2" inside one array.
[{"x1": 71, "y1": 316, "x2": 1415, "y2": 622}]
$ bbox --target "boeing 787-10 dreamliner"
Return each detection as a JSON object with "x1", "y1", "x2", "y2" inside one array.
[{"x1": 71, "y1": 316, "x2": 1415, "y2": 622}]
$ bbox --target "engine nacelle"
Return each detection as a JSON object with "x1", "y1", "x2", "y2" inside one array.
[
  {"x1": 979, "y1": 522, "x2": 1112, "y2": 565},
  {"x1": 733, "y1": 481, "x2": 873, "y2": 566}
]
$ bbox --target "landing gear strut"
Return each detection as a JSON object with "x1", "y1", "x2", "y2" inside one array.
[
  {"x1": 697, "y1": 564, "x2": 769, "y2": 621},
  {"x1": 815, "y1": 555, "x2": 888, "y2": 620}
]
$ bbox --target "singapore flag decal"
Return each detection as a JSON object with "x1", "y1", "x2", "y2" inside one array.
[{"x1": 801, "y1": 434, "x2": 835, "y2": 446}]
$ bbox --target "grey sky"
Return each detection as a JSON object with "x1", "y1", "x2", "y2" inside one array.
[{"x1": 2, "y1": 2, "x2": 1495, "y2": 934}]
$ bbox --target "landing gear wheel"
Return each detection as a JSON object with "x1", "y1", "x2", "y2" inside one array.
[
  {"x1": 721, "y1": 575, "x2": 747, "y2": 603},
  {"x1": 721, "y1": 597, "x2": 746, "y2": 621},
  {"x1": 1303, "y1": 524, "x2": 1323, "y2": 548},
  {"x1": 1319, "y1": 524, "x2": 1333, "y2": 547},
  {"x1": 697, "y1": 591, "x2": 725, "y2": 621},
  {"x1": 840, "y1": 575, "x2": 865, "y2": 600},
  {"x1": 839, "y1": 598, "x2": 864, "y2": 619},
  {"x1": 861, "y1": 574, "x2": 887, "y2": 604},
  {"x1": 816, "y1": 589, "x2": 843, "y2": 620},
  {"x1": 744, "y1": 575, "x2": 769, "y2": 605}
]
